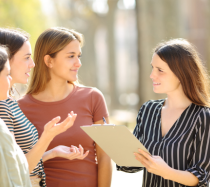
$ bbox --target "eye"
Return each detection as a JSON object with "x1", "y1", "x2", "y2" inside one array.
[
  {"x1": 158, "y1": 68, "x2": 163, "y2": 72},
  {"x1": 68, "y1": 55, "x2": 74, "y2": 58},
  {"x1": 78, "y1": 55, "x2": 82, "y2": 59},
  {"x1": 26, "y1": 56, "x2": 30, "y2": 60}
]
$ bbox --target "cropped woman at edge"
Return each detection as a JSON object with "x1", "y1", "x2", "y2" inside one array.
[
  {"x1": 0, "y1": 28, "x2": 88, "y2": 187},
  {"x1": 18, "y1": 27, "x2": 112, "y2": 187},
  {"x1": 117, "y1": 39, "x2": 210, "y2": 187}
]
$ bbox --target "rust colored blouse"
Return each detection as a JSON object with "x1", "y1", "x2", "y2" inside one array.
[{"x1": 18, "y1": 85, "x2": 109, "y2": 187}]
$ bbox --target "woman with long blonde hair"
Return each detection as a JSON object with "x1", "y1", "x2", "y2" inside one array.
[{"x1": 19, "y1": 27, "x2": 112, "y2": 187}]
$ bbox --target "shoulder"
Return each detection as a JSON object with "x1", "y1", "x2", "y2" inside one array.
[
  {"x1": 197, "y1": 105, "x2": 210, "y2": 120},
  {"x1": 0, "y1": 98, "x2": 13, "y2": 112},
  {"x1": 18, "y1": 94, "x2": 32, "y2": 106},
  {"x1": 136, "y1": 99, "x2": 164, "y2": 120},
  {"x1": 140, "y1": 99, "x2": 164, "y2": 111},
  {"x1": 75, "y1": 85, "x2": 104, "y2": 97}
]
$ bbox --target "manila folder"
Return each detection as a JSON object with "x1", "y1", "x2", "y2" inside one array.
[{"x1": 80, "y1": 125, "x2": 150, "y2": 167}]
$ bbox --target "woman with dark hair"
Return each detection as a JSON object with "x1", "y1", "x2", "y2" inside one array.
[
  {"x1": 117, "y1": 39, "x2": 210, "y2": 187},
  {"x1": 0, "y1": 28, "x2": 88, "y2": 187},
  {"x1": 18, "y1": 27, "x2": 112, "y2": 187},
  {"x1": 0, "y1": 46, "x2": 31, "y2": 186}
]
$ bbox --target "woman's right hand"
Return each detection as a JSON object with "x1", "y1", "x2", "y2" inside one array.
[
  {"x1": 43, "y1": 111, "x2": 77, "y2": 140},
  {"x1": 51, "y1": 145, "x2": 89, "y2": 160}
]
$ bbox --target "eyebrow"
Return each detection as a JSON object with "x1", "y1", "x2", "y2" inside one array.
[
  {"x1": 66, "y1": 52, "x2": 82, "y2": 54},
  {"x1": 151, "y1": 64, "x2": 164, "y2": 70},
  {"x1": 24, "y1": 53, "x2": 31, "y2": 56}
]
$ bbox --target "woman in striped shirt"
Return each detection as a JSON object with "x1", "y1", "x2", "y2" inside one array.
[
  {"x1": 0, "y1": 28, "x2": 88, "y2": 187},
  {"x1": 117, "y1": 39, "x2": 210, "y2": 187},
  {"x1": 0, "y1": 46, "x2": 31, "y2": 186}
]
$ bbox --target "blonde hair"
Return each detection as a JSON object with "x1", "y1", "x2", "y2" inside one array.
[{"x1": 27, "y1": 27, "x2": 83, "y2": 95}]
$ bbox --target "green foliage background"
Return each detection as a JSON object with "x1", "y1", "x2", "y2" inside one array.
[{"x1": 0, "y1": 0, "x2": 47, "y2": 53}]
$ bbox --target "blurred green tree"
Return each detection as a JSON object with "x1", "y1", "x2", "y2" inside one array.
[{"x1": 0, "y1": 0, "x2": 47, "y2": 50}]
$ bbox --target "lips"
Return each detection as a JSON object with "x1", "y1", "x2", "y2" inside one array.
[
  {"x1": 153, "y1": 82, "x2": 161, "y2": 85},
  {"x1": 70, "y1": 69, "x2": 78, "y2": 72},
  {"x1": 25, "y1": 72, "x2": 30, "y2": 77}
]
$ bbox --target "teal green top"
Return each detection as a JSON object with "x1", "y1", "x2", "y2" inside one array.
[{"x1": 0, "y1": 118, "x2": 31, "y2": 187}]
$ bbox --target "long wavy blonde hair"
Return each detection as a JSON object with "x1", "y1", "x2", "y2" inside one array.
[{"x1": 27, "y1": 27, "x2": 84, "y2": 95}]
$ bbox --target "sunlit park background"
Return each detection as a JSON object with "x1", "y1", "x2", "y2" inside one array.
[{"x1": 1, "y1": 0, "x2": 210, "y2": 186}]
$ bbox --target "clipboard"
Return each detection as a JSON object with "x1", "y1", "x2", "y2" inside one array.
[{"x1": 80, "y1": 125, "x2": 150, "y2": 167}]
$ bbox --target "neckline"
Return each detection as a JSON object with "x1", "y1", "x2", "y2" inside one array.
[
  {"x1": 158, "y1": 99, "x2": 193, "y2": 140},
  {"x1": 27, "y1": 84, "x2": 77, "y2": 105}
]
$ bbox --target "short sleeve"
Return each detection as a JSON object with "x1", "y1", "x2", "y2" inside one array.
[
  {"x1": 186, "y1": 108, "x2": 210, "y2": 186},
  {"x1": 91, "y1": 88, "x2": 109, "y2": 122},
  {"x1": 116, "y1": 104, "x2": 146, "y2": 173},
  {"x1": 0, "y1": 119, "x2": 31, "y2": 187},
  {"x1": 0, "y1": 100, "x2": 14, "y2": 132}
]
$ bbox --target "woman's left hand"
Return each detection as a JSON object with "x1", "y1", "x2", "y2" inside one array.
[
  {"x1": 134, "y1": 149, "x2": 171, "y2": 179},
  {"x1": 52, "y1": 145, "x2": 89, "y2": 160}
]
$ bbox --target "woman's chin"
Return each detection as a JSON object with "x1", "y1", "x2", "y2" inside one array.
[
  {"x1": 153, "y1": 89, "x2": 164, "y2": 94},
  {"x1": 68, "y1": 77, "x2": 78, "y2": 82}
]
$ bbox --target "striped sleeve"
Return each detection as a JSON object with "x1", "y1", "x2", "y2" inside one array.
[
  {"x1": 186, "y1": 108, "x2": 210, "y2": 186},
  {"x1": 0, "y1": 101, "x2": 14, "y2": 132},
  {"x1": 116, "y1": 103, "x2": 146, "y2": 173}
]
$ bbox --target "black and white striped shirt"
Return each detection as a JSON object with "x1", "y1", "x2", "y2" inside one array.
[
  {"x1": 0, "y1": 98, "x2": 46, "y2": 187},
  {"x1": 117, "y1": 99, "x2": 210, "y2": 187}
]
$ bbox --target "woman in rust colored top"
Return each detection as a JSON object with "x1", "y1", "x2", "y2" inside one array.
[{"x1": 18, "y1": 27, "x2": 112, "y2": 187}]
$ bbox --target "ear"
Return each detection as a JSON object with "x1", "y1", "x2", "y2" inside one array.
[{"x1": 44, "y1": 55, "x2": 53, "y2": 68}]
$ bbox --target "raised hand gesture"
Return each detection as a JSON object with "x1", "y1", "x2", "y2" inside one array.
[{"x1": 43, "y1": 111, "x2": 77, "y2": 140}]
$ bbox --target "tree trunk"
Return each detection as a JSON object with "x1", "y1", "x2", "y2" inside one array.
[{"x1": 106, "y1": 0, "x2": 119, "y2": 110}]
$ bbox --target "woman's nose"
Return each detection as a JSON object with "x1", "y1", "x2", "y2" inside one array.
[
  {"x1": 75, "y1": 59, "x2": 82, "y2": 67},
  {"x1": 150, "y1": 69, "x2": 154, "y2": 79},
  {"x1": 29, "y1": 58, "x2": 35, "y2": 68}
]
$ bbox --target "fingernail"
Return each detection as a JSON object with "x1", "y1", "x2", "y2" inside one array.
[
  {"x1": 133, "y1": 153, "x2": 136, "y2": 155},
  {"x1": 138, "y1": 149, "x2": 142, "y2": 152}
]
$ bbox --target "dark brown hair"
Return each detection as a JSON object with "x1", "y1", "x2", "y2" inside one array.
[
  {"x1": 0, "y1": 28, "x2": 29, "y2": 59},
  {"x1": 154, "y1": 38, "x2": 210, "y2": 107},
  {"x1": 0, "y1": 46, "x2": 8, "y2": 73},
  {"x1": 27, "y1": 27, "x2": 83, "y2": 95}
]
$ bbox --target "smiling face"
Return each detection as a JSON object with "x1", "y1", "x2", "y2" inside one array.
[
  {"x1": 9, "y1": 41, "x2": 35, "y2": 85},
  {"x1": 150, "y1": 53, "x2": 181, "y2": 94},
  {"x1": 48, "y1": 40, "x2": 82, "y2": 82},
  {"x1": 0, "y1": 60, "x2": 12, "y2": 100}
]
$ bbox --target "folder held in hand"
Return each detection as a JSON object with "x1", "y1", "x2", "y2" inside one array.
[{"x1": 81, "y1": 125, "x2": 150, "y2": 167}]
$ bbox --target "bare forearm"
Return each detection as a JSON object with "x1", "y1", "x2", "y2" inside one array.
[
  {"x1": 165, "y1": 167, "x2": 199, "y2": 186},
  {"x1": 42, "y1": 149, "x2": 54, "y2": 162},
  {"x1": 25, "y1": 133, "x2": 53, "y2": 173},
  {"x1": 98, "y1": 156, "x2": 112, "y2": 187}
]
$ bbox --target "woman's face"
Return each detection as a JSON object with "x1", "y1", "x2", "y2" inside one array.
[
  {"x1": 150, "y1": 53, "x2": 181, "y2": 94},
  {"x1": 0, "y1": 60, "x2": 12, "y2": 100},
  {"x1": 10, "y1": 41, "x2": 35, "y2": 85},
  {"x1": 49, "y1": 40, "x2": 82, "y2": 83}
]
